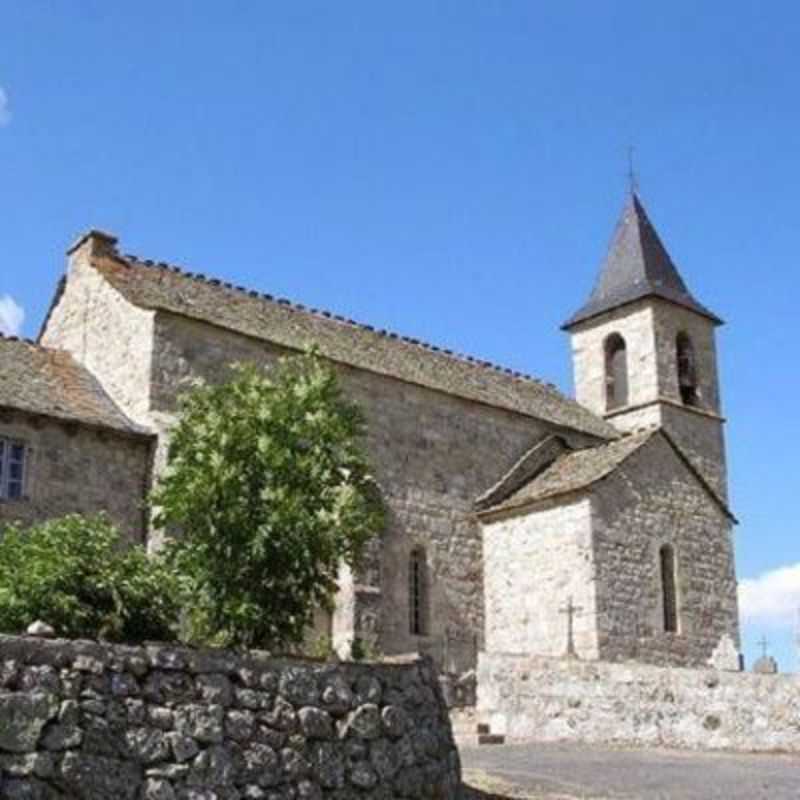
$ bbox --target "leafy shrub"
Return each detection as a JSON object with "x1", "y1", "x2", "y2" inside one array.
[
  {"x1": 152, "y1": 353, "x2": 384, "y2": 649},
  {"x1": 304, "y1": 634, "x2": 336, "y2": 661},
  {"x1": 0, "y1": 514, "x2": 180, "y2": 642}
]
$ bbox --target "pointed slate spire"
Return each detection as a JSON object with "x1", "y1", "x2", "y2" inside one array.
[{"x1": 562, "y1": 193, "x2": 722, "y2": 329}]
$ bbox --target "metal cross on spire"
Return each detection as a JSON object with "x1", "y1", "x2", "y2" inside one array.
[
  {"x1": 757, "y1": 635, "x2": 769, "y2": 659},
  {"x1": 559, "y1": 595, "x2": 583, "y2": 658},
  {"x1": 627, "y1": 145, "x2": 639, "y2": 195}
]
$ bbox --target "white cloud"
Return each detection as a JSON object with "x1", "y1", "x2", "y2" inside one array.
[
  {"x1": 0, "y1": 87, "x2": 10, "y2": 126},
  {"x1": 739, "y1": 562, "x2": 800, "y2": 628},
  {"x1": 0, "y1": 295, "x2": 24, "y2": 336}
]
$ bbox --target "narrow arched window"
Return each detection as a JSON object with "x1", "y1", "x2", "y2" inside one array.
[
  {"x1": 604, "y1": 333, "x2": 628, "y2": 410},
  {"x1": 409, "y1": 548, "x2": 428, "y2": 636},
  {"x1": 659, "y1": 545, "x2": 678, "y2": 633},
  {"x1": 676, "y1": 332, "x2": 698, "y2": 407}
]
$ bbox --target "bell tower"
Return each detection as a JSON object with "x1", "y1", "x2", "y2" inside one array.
[{"x1": 563, "y1": 193, "x2": 728, "y2": 500}]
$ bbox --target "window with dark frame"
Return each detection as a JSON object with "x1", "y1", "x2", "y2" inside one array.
[
  {"x1": 409, "y1": 548, "x2": 427, "y2": 636},
  {"x1": 0, "y1": 438, "x2": 26, "y2": 501},
  {"x1": 676, "y1": 332, "x2": 699, "y2": 407},
  {"x1": 659, "y1": 544, "x2": 678, "y2": 633},
  {"x1": 604, "y1": 333, "x2": 629, "y2": 410}
]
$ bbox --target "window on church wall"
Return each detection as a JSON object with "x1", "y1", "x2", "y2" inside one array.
[
  {"x1": 659, "y1": 544, "x2": 678, "y2": 633},
  {"x1": 676, "y1": 332, "x2": 699, "y2": 407},
  {"x1": 0, "y1": 438, "x2": 26, "y2": 501},
  {"x1": 409, "y1": 548, "x2": 428, "y2": 636},
  {"x1": 604, "y1": 333, "x2": 628, "y2": 410}
]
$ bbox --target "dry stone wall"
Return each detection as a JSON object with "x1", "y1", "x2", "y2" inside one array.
[
  {"x1": 0, "y1": 635, "x2": 461, "y2": 799},
  {"x1": 478, "y1": 652, "x2": 800, "y2": 752}
]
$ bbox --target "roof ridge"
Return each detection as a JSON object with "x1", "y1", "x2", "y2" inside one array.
[
  {"x1": 115, "y1": 251, "x2": 565, "y2": 393},
  {"x1": 478, "y1": 426, "x2": 658, "y2": 516},
  {"x1": 0, "y1": 332, "x2": 46, "y2": 348},
  {"x1": 657, "y1": 428, "x2": 736, "y2": 523}
]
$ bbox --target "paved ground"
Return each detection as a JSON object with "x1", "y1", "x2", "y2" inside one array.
[{"x1": 460, "y1": 742, "x2": 800, "y2": 799}]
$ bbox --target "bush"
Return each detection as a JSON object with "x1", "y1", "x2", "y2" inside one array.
[
  {"x1": 0, "y1": 515, "x2": 180, "y2": 642},
  {"x1": 152, "y1": 353, "x2": 384, "y2": 649}
]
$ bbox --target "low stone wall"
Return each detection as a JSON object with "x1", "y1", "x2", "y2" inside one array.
[
  {"x1": 0, "y1": 635, "x2": 461, "y2": 799},
  {"x1": 478, "y1": 652, "x2": 800, "y2": 752}
]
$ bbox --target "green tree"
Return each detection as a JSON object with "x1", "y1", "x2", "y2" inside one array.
[
  {"x1": 0, "y1": 514, "x2": 180, "y2": 642},
  {"x1": 152, "y1": 353, "x2": 384, "y2": 649}
]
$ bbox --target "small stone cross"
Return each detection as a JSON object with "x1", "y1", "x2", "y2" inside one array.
[
  {"x1": 559, "y1": 596, "x2": 583, "y2": 658},
  {"x1": 757, "y1": 635, "x2": 769, "y2": 659}
]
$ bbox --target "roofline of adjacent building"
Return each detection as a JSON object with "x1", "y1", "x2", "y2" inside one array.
[
  {"x1": 604, "y1": 396, "x2": 726, "y2": 425},
  {"x1": 0, "y1": 333, "x2": 155, "y2": 440},
  {"x1": 476, "y1": 427, "x2": 737, "y2": 524},
  {"x1": 0, "y1": 403, "x2": 155, "y2": 442}
]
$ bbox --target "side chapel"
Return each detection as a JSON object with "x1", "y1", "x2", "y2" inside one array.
[{"x1": 0, "y1": 191, "x2": 740, "y2": 673}]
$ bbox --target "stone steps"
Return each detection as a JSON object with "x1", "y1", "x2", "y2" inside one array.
[{"x1": 450, "y1": 710, "x2": 505, "y2": 748}]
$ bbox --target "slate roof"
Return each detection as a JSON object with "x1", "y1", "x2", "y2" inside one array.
[
  {"x1": 474, "y1": 434, "x2": 569, "y2": 511},
  {"x1": 0, "y1": 335, "x2": 149, "y2": 436},
  {"x1": 477, "y1": 427, "x2": 735, "y2": 520},
  {"x1": 563, "y1": 193, "x2": 722, "y2": 329},
  {"x1": 77, "y1": 242, "x2": 618, "y2": 439}
]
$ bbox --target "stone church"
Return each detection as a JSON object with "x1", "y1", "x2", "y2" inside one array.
[{"x1": 0, "y1": 192, "x2": 740, "y2": 674}]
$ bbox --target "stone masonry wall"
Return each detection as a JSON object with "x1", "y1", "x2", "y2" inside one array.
[
  {"x1": 147, "y1": 311, "x2": 597, "y2": 672},
  {"x1": 478, "y1": 652, "x2": 800, "y2": 752},
  {"x1": 41, "y1": 242, "x2": 156, "y2": 428},
  {"x1": 591, "y1": 435, "x2": 739, "y2": 666},
  {"x1": 657, "y1": 402, "x2": 728, "y2": 502},
  {"x1": 0, "y1": 409, "x2": 152, "y2": 544},
  {"x1": 569, "y1": 300, "x2": 722, "y2": 420},
  {"x1": 651, "y1": 302, "x2": 721, "y2": 415},
  {"x1": 482, "y1": 497, "x2": 599, "y2": 659},
  {"x1": 569, "y1": 302, "x2": 659, "y2": 416},
  {"x1": 0, "y1": 635, "x2": 461, "y2": 799},
  {"x1": 568, "y1": 299, "x2": 728, "y2": 499}
]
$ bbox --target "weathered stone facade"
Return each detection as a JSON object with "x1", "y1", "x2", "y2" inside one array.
[
  {"x1": 0, "y1": 634, "x2": 461, "y2": 798},
  {"x1": 40, "y1": 238, "x2": 603, "y2": 673},
  {"x1": 590, "y1": 435, "x2": 737, "y2": 664},
  {"x1": 41, "y1": 237, "x2": 157, "y2": 429},
  {"x1": 478, "y1": 652, "x2": 800, "y2": 752},
  {"x1": 0, "y1": 408, "x2": 151, "y2": 543},
  {"x1": 568, "y1": 300, "x2": 728, "y2": 499},
  {"x1": 4, "y1": 189, "x2": 740, "y2": 681},
  {"x1": 480, "y1": 431, "x2": 738, "y2": 667},
  {"x1": 482, "y1": 497, "x2": 598, "y2": 659}
]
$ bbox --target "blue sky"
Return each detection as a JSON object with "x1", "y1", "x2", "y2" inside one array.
[{"x1": 1, "y1": 1, "x2": 798, "y2": 669}]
